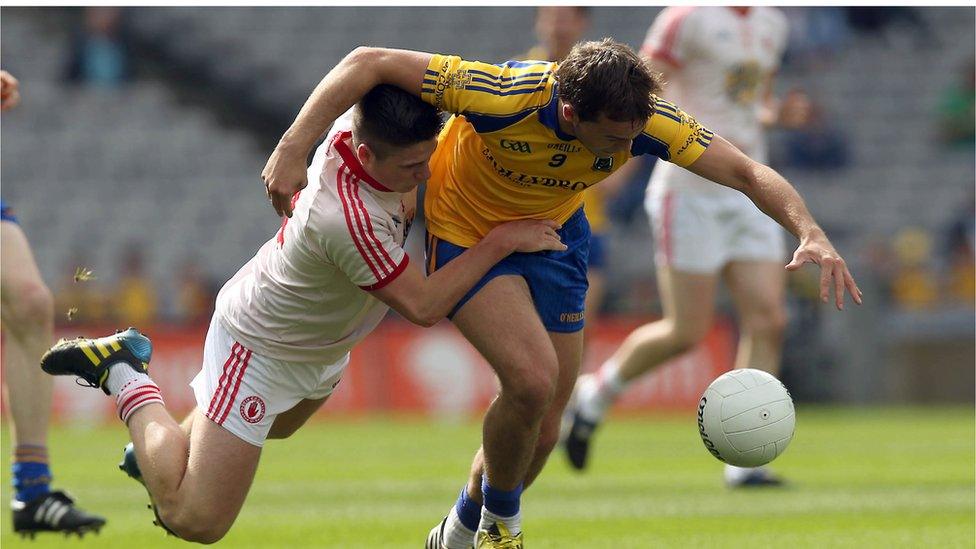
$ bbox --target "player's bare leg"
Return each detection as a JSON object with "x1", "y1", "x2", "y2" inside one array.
[
  {"x1": 267, "y1": 396, "x2": 329, "y2": 439},
  {"x1": 127, "y1": 407, "x2": 261, "y2": 541},
  {"x1": 565, "y1": 266, "x2": 719, "y2": 470},
  {"x1": 40, "y1": 330, "x2": 261, "y2": 542},
  {"x1": 430, "y1": 275, "x2": 559, "y2": 548},
  {"x1": 1, "y1": 221, "x2": 105, "y2": 536},
  {"x1": 723, "y1": 260, "x2": 787, "y2": 376},
  {"x1": 721, "y1": 260, "x2": 788, "y2": 487}
]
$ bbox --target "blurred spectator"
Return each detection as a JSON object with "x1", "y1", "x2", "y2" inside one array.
[
  {"x1": 782, "y1": 94, "x2": 851, "y2": 171},
  {"x1": 783, "y1": 7, "x2": 850, "y2": 69},
  {"x1": 936, "y1": 57, "x2": 975, "y2": 147},
  {"x1": 890, "y1": 228, "x2": 940, "y2": 310},
  {"x1": 943, "y1": 199, "x2": 975, "y2": 306},
  {"x1": 524, "y1": 6, "x2": 590, "y2": 63},
  {"x1": 845, "y1": 7, "x2": 935, "y2": 48},
  {"x1": 113, "y1": 244, "x2": 157, "y2": 325},
  {"x1": 172, "y1": 256, "x2": 217, "y2": 325},
  {"x1": 64, "y1": 7, "x2": 133, "y2": 88}
]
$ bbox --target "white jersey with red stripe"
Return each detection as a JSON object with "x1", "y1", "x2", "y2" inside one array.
[
  {"x1": 214, "y1": 111, "x2": 410, "y2": 365},
  {"x1": 643, "y1": 6, "x2": 788, "y2": 195}
]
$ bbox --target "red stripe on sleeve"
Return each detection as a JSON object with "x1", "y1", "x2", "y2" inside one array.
[
  {"x1": 351, "y1": 183, "x2": 397, "y2": 271},
  {"x1": 337, "y1": 166, "x2": 383, "y2": 280},
  {"x1": 342, "y1": 172, "x2": 391, "y2": 277}
]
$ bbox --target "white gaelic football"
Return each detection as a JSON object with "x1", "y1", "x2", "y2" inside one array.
[{"x1": 697, "y1": 368, "x2": 795, "y2": 467}]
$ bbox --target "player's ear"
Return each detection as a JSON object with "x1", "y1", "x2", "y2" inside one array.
[
  {"x1": 356, "y1": 142, "x2": 373, "y2": 166},
  {"x1": 561, "y1": 102, "x2": 579, "y2": 125}
]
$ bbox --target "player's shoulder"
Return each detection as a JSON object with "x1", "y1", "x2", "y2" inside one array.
[{"x1": 754, "y1": 6, "x2": 788, "y2": 30}]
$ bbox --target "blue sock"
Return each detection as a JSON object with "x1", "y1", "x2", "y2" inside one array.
[
  {"x1": 454, "y1": 486, "x2": 481, "y2": 531},
  {"x1": 12, "y1": 445, "x2": 52, "y2": 503},
  {"x1": 481, "y1": 476, "x2": 522, "y2": 518}
]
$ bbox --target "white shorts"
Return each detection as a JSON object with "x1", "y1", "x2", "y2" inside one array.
[
  {"x1": 645, "y1": 182, "x2": 786, "y2": 274},
  {"x1": 190, "y1": 316, "x2": 349, "y2": 447}
]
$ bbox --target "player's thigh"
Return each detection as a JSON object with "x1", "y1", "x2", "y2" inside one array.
[
  {"x1": 0, "y1": 222, "x2": 47, "y2": 314},
  {"x1": 656, "y1": 264, "x2": 720, "y2": 342},
  {"x1": 584, "y1": 267, "x2": 606, "y2": 319},
  {"x1": 452, "y1": 274, "x2": 558, "y2": 389},
  {"x1": 267, "y1": 396, "x2": 329, "y2": 439},
  {"x1": 177, "y1": 410, "x2": 262, "y2": 530},
  {"x1": 722, "y1": 260, "x2": 787, "y2": 327}
]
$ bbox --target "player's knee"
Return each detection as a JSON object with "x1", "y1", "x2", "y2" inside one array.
[
  {"x1": 4, "y1": 279, "x2": 53, "y2": 333},
  {"x1": 744, "y1": 305, "x2": 788, "y2": 341},
  {"x1": 503, "y1": 361, "x2": 558, "y2": 417},
  {"x1": 162, "y1": 508, "x2": 233, "y2": 544},
  {"x1": 669, "y1": 321, "x2": 709, "y2": 354}
]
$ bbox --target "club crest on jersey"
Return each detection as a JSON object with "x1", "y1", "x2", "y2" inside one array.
[
  {"x1": 592, "y1": 157, "x2": 614, "y2": 172},
  {"x1": 240, "y1": 395, "x2": 266, "y2": 424},
  {"x1": 500, "y1": 139, "x2": 532, "y2": 154}
]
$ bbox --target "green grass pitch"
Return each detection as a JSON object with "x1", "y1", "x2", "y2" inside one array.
[{"x1": 1, "y1": 406, "x2": 973, "y2": 547}]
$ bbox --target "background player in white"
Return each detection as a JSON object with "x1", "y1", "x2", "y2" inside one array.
[
  {"x1": 39, "y1": 85, "x2": 566, "y2": 543},
  {"x1": 565, "y1": 7, "x2": 818, "y2": 486},
  {"x1": 1, "y1": 69, "x2": 106, "y2": 537}
]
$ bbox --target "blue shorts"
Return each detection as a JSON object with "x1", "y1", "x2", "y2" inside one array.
[
  {"x1": 426, "y1": 207, "x2": 591, "y2": 333},
  {"x1": 588, "y1": 232, "x2": 608, "y2": 269},
  {"x1": 1, "y1": 199, "x2": 17, "y2": 224}
]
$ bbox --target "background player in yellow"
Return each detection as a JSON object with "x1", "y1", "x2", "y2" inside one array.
[{"x1": 263, "y1": 39, "x2": 861, "y2": 549}]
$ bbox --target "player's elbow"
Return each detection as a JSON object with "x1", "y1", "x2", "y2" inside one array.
[
  {"x1": 346, "y1": 46, "x2": 382, "y2": 69},
  {"x1": 731, "y1": 159, "x2": 763, "y2": 196}
]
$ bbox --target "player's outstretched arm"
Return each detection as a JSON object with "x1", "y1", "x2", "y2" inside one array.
[
  {"x1": 370, "y1": 220, "x2": 567, "y2": 327},
  {"x1": 263, "y1": 47, "x2": 433, "y2": 218},
  {"x1": 686, "y1": 135, "x2": 863, "y2": 310}
]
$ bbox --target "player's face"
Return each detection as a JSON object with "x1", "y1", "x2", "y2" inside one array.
[
  {"x1": 361, "y1": 139, "x2": 437, "y2": 193},
  {"x1": 571, "y1": 114, "x2": 645, "y2": 157}
]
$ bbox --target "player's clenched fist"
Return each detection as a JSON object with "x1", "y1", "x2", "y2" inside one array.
[
  {"x1": 261, "y1": 145, "x2": 308, "y2": 218},
  {"x1": 487, "y1": 219, "x2": 568, "y2": 254},
  {"x1": 1, "y1": 70, "x2": 21, "y2": 112}
]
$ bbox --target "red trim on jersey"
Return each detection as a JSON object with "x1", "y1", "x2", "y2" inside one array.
[
  {"x1": 654, "y1": 6, "x2": 697, "y2": 68},
  {"x1": 644, "y1": 49, "x2": 682, "y2": 68},
  {"x1": 217, "y1": 348, "x2": 252, "y2": 425},
  {"x1": 345, "y1": 175, "x2": 392, "y2": 276},
  {"x1": 338, "y1": 167, "x2": 392, "y2": 278},
  {"x1": 332, "y1": 131, "x2": 393, "y2": 192},
  {"x1": 351, "y1": 183, "x2": 397, "y2": 269},
  {"x1": 207, "y1": 342, "x2": 244, "y2": 421},
  {"x1": 729, "y1": 6, "x2": 751, "y2": 17},
  {"x1": 661, "y1": 190, "x2": 674, "y2": 266},
  {"x1": 337, "y1": 167, "x2": 383, "y2": 280},
  {"x1": 361, "y1": 255, "x2": 410, "y2": 291}
]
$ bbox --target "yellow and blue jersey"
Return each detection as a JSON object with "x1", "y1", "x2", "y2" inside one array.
[{"x1": 420, "y1": 54, "x2": 713, "y2": 248}]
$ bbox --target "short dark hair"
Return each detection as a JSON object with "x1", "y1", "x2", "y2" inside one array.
[
  {"x1": 353, "y1": 84, "x2": 443, "y2": 159},
  {"x1": 555, "y1": 38, "x2": 662, "y2": 123}
]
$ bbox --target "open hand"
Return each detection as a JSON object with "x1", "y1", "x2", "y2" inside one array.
[
  {"x1": 786, "y1": 234, "x2": 862, "y2": 310},
  {"x1": 491, "y1": 219, "x2": 568, "y2": 254}
]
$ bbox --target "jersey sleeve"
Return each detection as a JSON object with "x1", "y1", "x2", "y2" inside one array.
[
  {"x1": 631, "y1": 96, "x2": 714, "y2": 167},
  {"x1": 320, "y1": 198, "x2": 409, "y2": 291},
  {"x1": 641, "y1": 6, "x2": 699, "y2": 67},
  {"x1": 420, "y1": 54, "x2": 555, "y2": 118}
]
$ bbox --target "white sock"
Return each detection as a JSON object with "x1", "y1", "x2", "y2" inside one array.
[
  {"x1": 109, "y1": 363, "x2": 163, "y2": 424},
  {"x1": 442, "y1": 506, "x2": 477, "y2": 549},
  {"x1": 105, "y1": 361, "x2": 151, "y2": 395},
  {"x1": 576, "y1": 362, "x2": 624, "y2": 423},
  {"x1": 479, "y1": 507, "x2": 521, "y2": 537}
]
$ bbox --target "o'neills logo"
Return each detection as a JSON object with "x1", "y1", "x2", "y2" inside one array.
[{"x1": 698, "y1": 396, "x2": 725, "y2": 463}]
